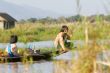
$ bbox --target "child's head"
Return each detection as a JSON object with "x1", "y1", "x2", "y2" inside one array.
[
  {"x1": 10, "y1": 35, "x2": 18, "y2": 44},
  {"x1": 60, "y1": 25, "x2": 68, "y2": 33}
]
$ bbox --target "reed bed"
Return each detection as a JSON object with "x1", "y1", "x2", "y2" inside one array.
[{"x1": 0, "y1": 21, "x2": 110, "y2": 43}]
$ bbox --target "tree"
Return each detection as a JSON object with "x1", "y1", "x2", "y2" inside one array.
[{"x1": 27, "y1": 18, "x2": 37, "y2": 23}]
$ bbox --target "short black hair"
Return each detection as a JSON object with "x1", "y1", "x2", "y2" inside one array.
[
  {"x1": 60, "y1": 25, "x2": 68, "y2": 32},
  {"x1": 10, "y1": 35, "x2": 18, "y2": 44}
]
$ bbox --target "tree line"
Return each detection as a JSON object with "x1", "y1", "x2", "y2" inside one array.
[{"x1": 18, "y1": 14, "x2": 110, "y2": 24}]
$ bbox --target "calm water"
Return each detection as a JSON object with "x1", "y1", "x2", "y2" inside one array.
[
  {"x1": 0, "y1": 40, "x2": 109, "y2": 73},
  {"x1": 0, "y1": 40, "x2": 82, "y2": 73},
  {"x1": 0, "y1": 61, "x2": 53, "y2": 73},
  {"x1": 0, "y1": 50, "x2": 109, "y2": 73},
  {"x1": 0, "y1": 40, "x2": 85, "y2": 50},
  {"x1": 0, "y1": 60, "x2": 74, "y2": 73},
  {"x1": 0, "y1": 40, "x2": 108, "y2": 49},
  {"x1": 0, "y1": 51, "x2": 78, "y2": 73},
  {"x1": 0, "y1": 41, "x2": 55, "y2": 49}
]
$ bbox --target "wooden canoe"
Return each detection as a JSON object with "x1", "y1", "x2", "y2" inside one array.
[{"x1": 0, "y1": 50, "x2": 69, "y2": 62}]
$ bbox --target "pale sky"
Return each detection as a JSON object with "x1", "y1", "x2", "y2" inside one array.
[{"x1": 4, "y1": 0, "x2": 110, "y2": 15}]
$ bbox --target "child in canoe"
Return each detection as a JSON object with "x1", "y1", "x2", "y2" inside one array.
[
  {"x1": 5, "y1": 35, "x2": 18, "y2": 57},
  {"x1": 54, "y1": 25, "x2": 72, "y2": 53}
]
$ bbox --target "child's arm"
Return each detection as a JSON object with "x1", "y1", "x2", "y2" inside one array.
[
  {"x1": 67, "y1": 34, "x2": 71, "y2": 40},
  {"x1": 11, "y1": 44, "x2": 17, "y2": 52}
]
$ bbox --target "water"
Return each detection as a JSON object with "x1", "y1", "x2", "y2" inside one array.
[
  {"x1": 0, "y1": 40, "x2": 84, "y2": 49},
  {"x1": 0, "y1": 40, "x2": 109, "y2": 73},
  {"x1": 0, "y1": 61, "x2": 53, "y2": 73},
  {"x1": 0, "y1": 60, "x2": 74, "y2": 73},
  {"x1": 0, "y1": 51, "x2": 78, "y2": 73},
  {"x1": 0, "y1": 51, "x2": 109, "y2": 73},
  {"x1": 0, "y1": 40, "x2": 81, "y2": 73},
  {"x1": 53, "y1": 51, "x2": 79, "y2": 60},
  {"x1": 0, "y1": 40, "x2": 110, "y2": 49},
  {"x1": 0, "y1": 41, "x2": 55, "y2": 49}
]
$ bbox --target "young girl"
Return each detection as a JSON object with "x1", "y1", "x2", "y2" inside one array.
[
  {"x1": 54, "y1": 25, "x2": 72, "y2": 52},
  {"x1": 5, "y1": 35, "x2": 18, "y2": 57}
]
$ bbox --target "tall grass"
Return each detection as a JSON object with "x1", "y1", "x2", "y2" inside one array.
[
  {"x1": 0, "y1": 22, "x2": 110, "y2": 43},
  {"x1": 53, "y1": 19, "x2": 110, "y2": 73}
]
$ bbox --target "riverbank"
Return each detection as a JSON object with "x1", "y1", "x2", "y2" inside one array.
[{"x1": 0, "y1": 22, "x2": 110, "y2": 43}]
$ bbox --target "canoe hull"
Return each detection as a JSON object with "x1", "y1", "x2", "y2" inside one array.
[
  {"x1": 0, "y1": 50, "x2": 68, "y2": 62},
  {"x1": 0, "y1": 54, "x2": 51, "y2": 62}
]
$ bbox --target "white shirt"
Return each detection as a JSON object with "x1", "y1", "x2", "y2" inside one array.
[{"x1": 6, "y1": 44, "x2": 17, "y2": 55}]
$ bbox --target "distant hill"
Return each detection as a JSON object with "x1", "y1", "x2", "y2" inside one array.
[{"x1": 0, "y1": 0, "x2": 61, "y2": 20}]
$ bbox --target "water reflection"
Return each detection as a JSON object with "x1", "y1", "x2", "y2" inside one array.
[
  {"x1": 0, "y1": 61, "x2": 54, "y2": 73},
  {"x1": 8, "y1": 63, "x2": 18, "y2": 73},
  {"x1": 0, "y1": 40, "x2": 80, "y2": 49},
  {"x1": 53, "y1": 60, "x2": 73, "y2": 73},
  {"x1": 0, "y1": 51, "x2": 77, "y2": 73},
  {"x1": 0, "y1": 51, "x2": 107, "y2": 73},
  {"x1": 0, "y1": 41, "x2": 55, "y2": 49},
  {"x1": 0, "y1": 63, "x2": 18, "y2": 73},
  {"x1": 0, "y1": 60, "x2": 74, "y2": 73}
]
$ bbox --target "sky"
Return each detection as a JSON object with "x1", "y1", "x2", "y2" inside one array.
[{"x1": 4, "y1": 0, "x2": 110, "y2": 16}]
